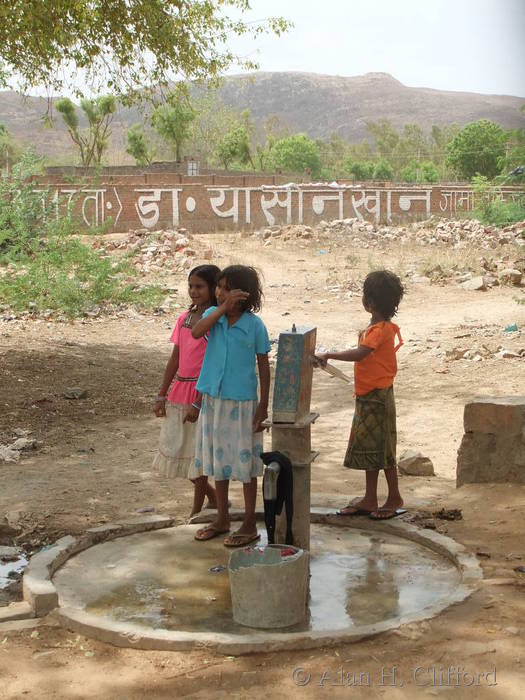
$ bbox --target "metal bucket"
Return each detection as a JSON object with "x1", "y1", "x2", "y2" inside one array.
[{"x1": 228, "y1": 544, "x2": 309, "y2": 629}]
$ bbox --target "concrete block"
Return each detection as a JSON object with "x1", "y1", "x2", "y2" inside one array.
[
  {"x1": 458, "y1": 397, "x2": 525, "y2": 486},
  {"x1": 464, "y1": 397, "x2": 525, "y2": 436},
  {"x1": 0, "y1": 601, "x2": 34, "y2": 622},
  {"x1": 23, "y1": 574, "x2": 58, "y2": 616}
]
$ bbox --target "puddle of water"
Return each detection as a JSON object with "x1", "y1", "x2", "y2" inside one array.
[
  {"x1": 0, "y1": 553, "x2": 28, "y2": 606},
  {"x1": 53, "y1": 524, "x2": 461, "y2": 634},
  {"x1": 0, "y1": 555, "x2": 28, "y2": 589}
]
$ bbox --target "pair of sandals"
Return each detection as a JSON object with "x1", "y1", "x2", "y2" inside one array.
[
  {"x1": 337, "y1": 498, "x2": 407, "y2": 520},
  {"x1": 194, "y1": 524, "x2": 260, "y2": 547}
]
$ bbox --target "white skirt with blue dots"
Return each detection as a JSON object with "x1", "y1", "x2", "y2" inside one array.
[{"x1": 191, "y1": 394, "x2": 264, "y2": 483}]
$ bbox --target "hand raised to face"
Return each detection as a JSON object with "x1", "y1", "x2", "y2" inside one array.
[{"x1": 221, "y1": 288, "x2": 250, "y2": 312}]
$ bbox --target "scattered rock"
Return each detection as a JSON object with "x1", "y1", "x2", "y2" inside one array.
[
  {"x1": 398, "y1": 450, "x2": 435, "y2": 476},
  {"x1": 0, "y1": 546, "x2": 21, "y2": 562},
  {"x1": 63, "y1": 387, "x2": 88, "y2": 400},
  {"x1": 498, "y1": 268, "x2": 522, "y2": 285},
  {"x1": 433, "y1": 508, "x2": 462, "y2": 521},
  {"x1": 10, "y1": 437, "x2": 36, "y2": 451},
  {"x1": 461, "y1": 276, "x2": 486, "y2": 291},
  {"x1": 0, "y1": 445, "x2": 20, "y2": 463}
]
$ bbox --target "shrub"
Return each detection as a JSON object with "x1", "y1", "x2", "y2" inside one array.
[
  {"x1": 0, "y1": 150, "x2": 164, "y2": 316},
  {"x1": 470, "y1": 175, "x2": 525, "y2": 226}
]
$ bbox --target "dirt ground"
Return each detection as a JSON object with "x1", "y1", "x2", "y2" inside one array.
[{"x1": 1, "y1": 229, "x2": 525, "y2": 699}]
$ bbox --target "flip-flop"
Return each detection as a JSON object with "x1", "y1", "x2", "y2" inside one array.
[
  {"x1": 223, "y1": 532, "x2": 261, "y2": 548},
  {"x1": 337, "y1": 506, "x2": 373, "y2": 516},
  {"x1": 336, "y1": 497, "x2": 373, "y2": 516},
  {"x1": 369, "y1": 508, "x2": 407, "y2": 521},
  {"x1": 194, "y1": 525, "x2": 230, "y2": 541}
]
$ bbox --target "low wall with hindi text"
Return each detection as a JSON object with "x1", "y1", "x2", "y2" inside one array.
[{"x1": 30, "y1": 176, "x2": 523, "y2": 233}]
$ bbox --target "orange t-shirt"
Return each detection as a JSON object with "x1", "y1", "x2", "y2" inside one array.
[{"x1": 354, "y1": 321, "x2": 403, "y2": 396}]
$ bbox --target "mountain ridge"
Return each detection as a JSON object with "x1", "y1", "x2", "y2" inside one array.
[{"x1": 1, "y1": 71, "x2": 523, "y2": 160}]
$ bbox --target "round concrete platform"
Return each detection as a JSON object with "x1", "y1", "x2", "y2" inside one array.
[{"x1": 46, "y1": 514, "x2": 481, "y2": 654}]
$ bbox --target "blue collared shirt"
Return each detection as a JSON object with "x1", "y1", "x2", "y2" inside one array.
[{"x1": 196, "y1": 307, "x2": 271, "y2": 400}]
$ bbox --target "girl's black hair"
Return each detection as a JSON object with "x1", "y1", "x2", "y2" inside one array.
[
  {"x1": 218, "y1": 265, "x2": 263, "y2": 312},
  {"x1": 188, "y1": 264, "x2": 220, "y2": 308},
  {"x1": 363, "y1": 270, "x2": 404, "y2": 320}
]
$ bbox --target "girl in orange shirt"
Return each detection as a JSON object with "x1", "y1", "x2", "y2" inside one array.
[{"x1": 316, "y1": 270, "x2": 405, "y2": 520}]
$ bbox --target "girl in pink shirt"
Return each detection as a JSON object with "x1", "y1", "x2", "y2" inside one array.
[{"x1": 153, "y1": 265, "x2": 220, "y2": 517}]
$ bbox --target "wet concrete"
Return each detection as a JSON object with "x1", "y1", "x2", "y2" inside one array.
[{"x1": 53, "y1": 524, "x2": 461, "y2": 634}]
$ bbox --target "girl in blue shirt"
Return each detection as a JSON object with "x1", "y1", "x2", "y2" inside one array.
[{"x1": 191, "y1": 265, "x2": 271, "y2": 547}]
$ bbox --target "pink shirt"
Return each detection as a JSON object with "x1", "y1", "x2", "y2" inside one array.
[{"x1": 167, "y1": 311, "x2": 207, "y2": 405}]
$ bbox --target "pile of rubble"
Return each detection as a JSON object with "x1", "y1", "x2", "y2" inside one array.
[
  {"x1": 91, "y1": 228, "x2": 212, "y2": 274},
  {"x1": 254, "y1": 218, "x2": 524, "y2": 288},
  {"x1": 314, "y1": 217, "x2": 525, "y2": 249},
  {"x1": 254, "y1": 217, "x2": 524, "y2": 249},
  {"x1": 445, "y1": 344, "x2": 524, "y2": 361},
  {"x1": 0, "y1": 430, "x2": 36, "y2": 463}
]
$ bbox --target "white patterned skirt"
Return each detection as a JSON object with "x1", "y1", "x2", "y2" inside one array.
[
  {"x1": 193, "y1": 394, "x2": 264, "y2": 483},
  {"x1": 152, "y1": 402, "x2": 200, "y2": 479}
]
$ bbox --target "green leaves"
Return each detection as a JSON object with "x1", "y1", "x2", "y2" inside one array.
[
  {"x1": 446, "y1": 119, "x2": 506, "y2": 180},
  {"x1": 152, "y1": 86, "x2": 196, "y2": 161},
  {"x1": 126, "y1": 125, "x2": 155, "y2": 166},
  {"x1": 55, "y1": 94, "x2": 116, "y2": 166},
  {"x1": 0, "y1": 1, "x2": 291, "y2": 98},
  {"x1": 269, "y1": 134, "x2": 321, "y2": 178}
]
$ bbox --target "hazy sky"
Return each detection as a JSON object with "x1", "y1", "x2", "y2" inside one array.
[{"x1": 227, "y1": 0, "x2": 525, "y2": 97}]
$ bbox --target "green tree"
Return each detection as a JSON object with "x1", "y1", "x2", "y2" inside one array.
[
  {"x1": 317, "y1": 132, "x2": 350, "y2": 178},
  {"x1": 344, "y1": 159, "x2": 375, "y2": 180},
  {"x1": 0, "y1": 123, "x2": 21, "y2": 170},
  {"x1": 0, "y1": 1, "x2": 291, "y2": 99},
  {"x1": 56, "y1": 95, "x2": 116, "y2": 167},
  {"x1": 500, "y1": 105, "x2": 525, "y2": 182},
  {"x1": 187, "y1": 91, "x2": 235, "y2": 164},
  {"x1": 391, "y1": 123, "x2": 429, "y2": 175},
  {"x1": 401, "y1": 159, "x2": 439, "y2": 183},
  {"x1": 126, "y1": 125, "x2": 155, "y2": 166},
  {"x1": 254, "y1": 115, "x2": 289, "y2": 170},
  {"x1": 366, "y1": 120, "x2": 400, "y2": 161},
  {"x1": 373, "y1": 159, "x2": 394, "y2": 181},
  {"x1": 152, "y1": 85, "x2": 196, "y2": 162},
  {"x1": 401, "y1": 160, "x2": 420, "y2": 183},
  {"x1": 446, "y1": 119, "x2": 506, "y2": 180},
  {"x1": 270, "y1": 134, "x2": 321, "y2": 178},
  {"x1": 420, "y1": 160, "x2": 439, "y2": 183},
  {"x1": 215, "y1": 113, "x2": 255, "y2": 170},
  {"x1": 429, "y1": 123, "x2": 459, "y2": 179}
]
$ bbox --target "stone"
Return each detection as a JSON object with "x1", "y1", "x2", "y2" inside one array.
[
  {"x1": 11, "y1": 437, "x2": 36, "y2": 451},
  {"x1": 0, "y1": 445, "x2": 19, "y2": 462},
  {"x1": 498, "y1": 268, "x2": 522, "y2": 285},
  {"x1": 494, "y1": 349, "x2": 520, "y2": 359},
  {"x1": 63, "y1": 387, "x2": 88, "y2": 400},
  {"x1": 0, "y1": 545, "x2": 21, "y2": 561},
  {"x1": 461, "y1": 276, "x2": 486, "y2": 291},
  {"x1": 398, "y1": 450, "x2": 435, "y2": 476}
]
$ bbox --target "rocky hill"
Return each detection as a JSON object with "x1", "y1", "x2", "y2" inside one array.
[{"x1": 1, "y1": 71, "x2": 524, "y2": 159}]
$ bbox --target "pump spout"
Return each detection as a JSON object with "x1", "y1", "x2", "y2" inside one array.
[{"x1": 263, "y1": 461, "x2": 281, "y2": 544}]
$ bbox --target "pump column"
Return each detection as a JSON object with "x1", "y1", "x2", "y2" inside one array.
[{"x1": 268, "y1": 325, "x2": 318, "y2": 551}]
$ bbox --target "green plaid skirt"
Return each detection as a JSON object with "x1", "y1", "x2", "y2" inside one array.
[{"x1": 344, "y1": 386, "x2": 397, "y2": 471}]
